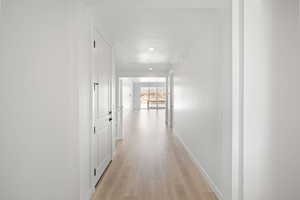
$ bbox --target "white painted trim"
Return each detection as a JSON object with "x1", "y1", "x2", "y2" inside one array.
[
  {"x1": 89, "y1": 25, "x2": 115, "y2": 194},
  {"x1": 87, "y1": 188, "x2": 95, "y2": 200},
  {"x1": 111, "y1": 48, "x2": 117, "y2": 155},
  {"x1": 88, "y1": 22, "x2": 95, "y2": 200},
  {"x1": 165, "y1": 76, "x2": 169, "y2": 125},
  {"x1": 232, "y1": 0, "x2": 244, "y2": 200},
  {"x1": 94, "y1": 28, "x2": 113, "y2": 48},
  {"x1": 116, "y1": 78, "x2": 124, "y2": 139},
  {"x1": 168, "y1": 71, "x2": 174, "y2": 129},
  {"x1": 174, "y1": 133, "x2": 224, "y2": 200}
]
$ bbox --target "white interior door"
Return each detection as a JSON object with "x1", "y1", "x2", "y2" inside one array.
[{"x1": 92, "y1": 30, "x2": 112, "y2": 186}]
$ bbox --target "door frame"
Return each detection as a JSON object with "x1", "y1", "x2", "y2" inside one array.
[
  {"x1": 169, "y1": 71, "x2": 174, "y2": 128},
  {"x1": 232, "y1": 0, "x2": 244, "y2": 200},
  {"x1": 116, "y1": 78, "x2": 123, "y2": 140},
  {"x1": 117, "y1": 76, "x2": 168, "y2": 130},
  {"x1": 90, "y1": 27, "x2": 115, "y2": 190},
  {"x1": 166, "y1": 71, "x2": 174, "y2": 128}
]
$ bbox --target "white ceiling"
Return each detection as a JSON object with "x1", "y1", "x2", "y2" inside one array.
[
  {"x1": 89, "y1": 0, "x2": 224, "y2": 74},
  {"x1": 121, "y1": 77, "x2": 166, "y2": 83},
  {"x1": 86, "y1": 0, "x2": 224, "y2": 9}
]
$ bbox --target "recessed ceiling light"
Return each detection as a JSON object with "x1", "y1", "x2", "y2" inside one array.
[
  {"x1": 148, "y1": 67, "x2": 153, "y2": 71},
  {"x1": 148, "y1": 47, "x2": 155, "y2": 51}
]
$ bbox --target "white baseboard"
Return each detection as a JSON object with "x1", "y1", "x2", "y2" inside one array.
[
  {"x1": 87, "y1": 187, "x2": 95, "y2": 200},
  {"x1": 174, "y1": 132, "x2": 224, "y2": 200}
]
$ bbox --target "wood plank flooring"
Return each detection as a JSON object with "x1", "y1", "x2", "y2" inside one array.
[{"x1": 93, "y1": 110, "x2": 217, "y2": 200}]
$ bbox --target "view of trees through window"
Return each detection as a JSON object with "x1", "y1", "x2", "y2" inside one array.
[{"x1": 140, "y1": 87, "x2": 166, "y2": 109}]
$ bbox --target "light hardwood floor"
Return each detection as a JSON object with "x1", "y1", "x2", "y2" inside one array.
[{"x1": 93, "y1": 110, "x2": 217, "y2": 200}]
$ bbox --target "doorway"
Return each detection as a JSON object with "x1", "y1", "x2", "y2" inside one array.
[
  {"x1": 116, "y1": 77, "x2": 171, "y2": 139},
  {"x1": 140, "y1": 86, "x2": 166, "y2": 110},
  {"x1": 91, "y1": 30, "x2": 113, "y2": 187}
]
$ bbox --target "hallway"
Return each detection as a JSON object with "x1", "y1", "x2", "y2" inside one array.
[
  {"x1": 93, "y1": 110, "x2": 217, "y2": 200},
  {"x1": 1, "y1": 1, "x2": 300, "y2": 200}
]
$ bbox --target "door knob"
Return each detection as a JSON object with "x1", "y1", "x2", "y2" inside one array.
[{"x1": 109, "y1": 118, "x2": 112, "y2": 122}]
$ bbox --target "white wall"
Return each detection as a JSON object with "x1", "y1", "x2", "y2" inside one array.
[
  {"x1": 0, "y1": 1, "x2": 78, "y2": 199},
  {"x1": 73, "y1": 2, "x2": 93, "y2": 200},
  {"x1": 133, "y1": 83, "x2": 141, "y2": 110},
  {"x1": 243, "y1": 1, "x2": 300, "y2": 199},
  {"x1": 0, "y1": 1, "x2": 93, "y2": 200},
  {"x1": 172, "y1": 10, "x2": 232, "y2": 200},
  {"x1": 121, "y1": 79, "x2": 134, "y2": 110}
]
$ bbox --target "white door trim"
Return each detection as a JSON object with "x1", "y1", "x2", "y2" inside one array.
[
  {"x1": 168, "y1": 71, "x2": 174, "y2": 129},
  {"x1": 90, "y1": 26, "x2": 113, "y2": 189},
  {"x1": 116, "y1": 78, "x2": 123, "y2": 140},
  {"x1": 232, "y1": 0, "x2": 244, "y2": 200},
  {"x1": 165, "y1": 76, "x2": 169, "y2": 125}
]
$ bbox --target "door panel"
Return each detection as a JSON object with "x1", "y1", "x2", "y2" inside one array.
[{"x1": 92, "y1": 31, "x2": 112, "y2": 186}]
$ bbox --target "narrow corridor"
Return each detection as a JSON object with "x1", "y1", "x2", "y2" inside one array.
[{"x1": 93, "y1": 110, "x2": 217, "y2": 200}]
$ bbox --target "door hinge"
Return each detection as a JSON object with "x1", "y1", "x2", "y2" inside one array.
[
  {"x1": 93, "y1": 40, "x2": 96, "y2": 48},
  {"x1": 93, "y1": 126, "x2": 96, "y2": 134},
  {"x1": 94, "y1": 168, "x2": 96, "y2": 176},
  {"x1": 93, "y1": 82, "x2": 99, "y2": 91}
]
